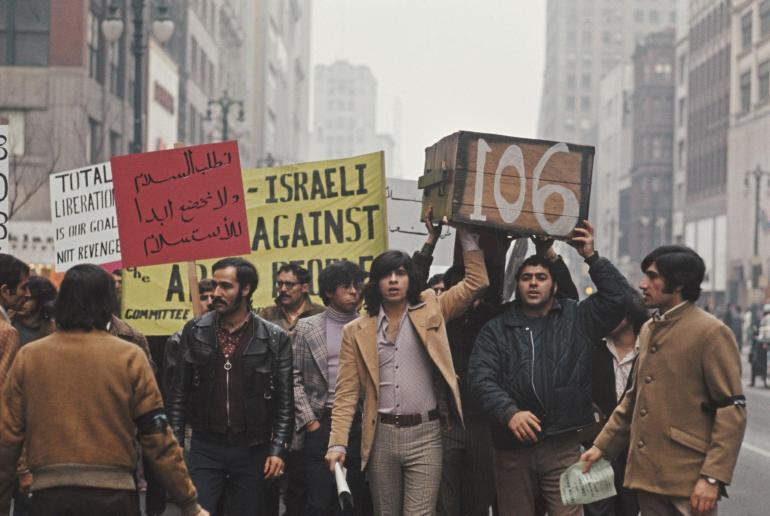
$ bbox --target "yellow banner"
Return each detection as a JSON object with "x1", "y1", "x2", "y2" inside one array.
[{"x1": 122, "y1": 152, "x2": 388, "y2": 335}]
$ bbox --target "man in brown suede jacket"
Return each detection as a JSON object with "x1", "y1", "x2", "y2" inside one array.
[{"x1": 0, "y1": 264, "x2": 207, "y2": 516}]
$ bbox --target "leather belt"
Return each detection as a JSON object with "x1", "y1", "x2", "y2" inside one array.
[{"x1": 379, "y1": 409, "x2": 439, "y2": 427}]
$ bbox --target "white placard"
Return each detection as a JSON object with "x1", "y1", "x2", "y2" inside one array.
[
  {"x1": 49, "y1": 162, "x2": 121, "y2": 271},
  {"x1": 0, "y1": 125, "x2": 9, "y2": 252},
  {"x1": 560, "y1": 458, "x2": 617, "y2": 506}
]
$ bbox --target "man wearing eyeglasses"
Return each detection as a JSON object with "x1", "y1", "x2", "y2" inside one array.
[{"x1": 259, "y1": 264, "x2": 325, "y2": 334}]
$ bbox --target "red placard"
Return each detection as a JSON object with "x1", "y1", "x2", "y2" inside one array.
[{"x1": 111, "y1": 141, "x2": 250, "y2": 266}]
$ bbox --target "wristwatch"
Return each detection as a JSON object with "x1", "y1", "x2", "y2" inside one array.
[{"x1": 704, "y1": 476, "x2": 718, "y2": 486}]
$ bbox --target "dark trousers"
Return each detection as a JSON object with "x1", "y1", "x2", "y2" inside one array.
[
  {"x1": 283, "y1": 450, "x2": 306, "y2": 516},
  {"x1": 303, "y1": 412, "x2": 368, "y2": 516},
  {"x1": 188, "y1": 431, "x2": 270, "y2": 516},
  {"x1": 437, "y1": 415, "x2": 496, "y2": 516},
  {"x1": 12, "y1": 485, "x2": 30, "y2": 516},
  {"x1": 29, "y1": 486, "x2": 138, "y2": 516}
]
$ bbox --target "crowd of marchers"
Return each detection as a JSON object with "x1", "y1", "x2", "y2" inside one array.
[{"x1": 0, "y1": 214, "x2": 755, "y2": 516}]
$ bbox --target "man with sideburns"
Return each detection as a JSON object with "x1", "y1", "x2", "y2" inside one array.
[
  {"x1": 326, "y1": 226, "x2": 489, "y2": 516},
  {"x1": 582, "y1": 245, "x2": 747, "y2": 516},
  {"x1": 167, "y1": 257, "x2": 293, "y2": 515}
]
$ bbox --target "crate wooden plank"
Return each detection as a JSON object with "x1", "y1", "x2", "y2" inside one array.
[{"x1": 420, "y1": 131, "x2": 594, "y2": 238}]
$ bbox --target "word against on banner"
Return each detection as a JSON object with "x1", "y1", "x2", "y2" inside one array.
[{"x1": 0, "y1": 125, "x2": 8, "y2": 251}]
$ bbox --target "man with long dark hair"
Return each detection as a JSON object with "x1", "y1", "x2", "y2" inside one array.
[
  {"x1": 326, "y1": 227, "x2": 488, "y2": 516},
  {"x1": 468, "y1": 221, "x2": 629, "y2": 516},
  {"x1": 167, "y1": 257, "x2": 293, "y2": 515},
  {"x1": 0, "y1": 264, "x2": 204, "y2": 515},
  {"x1": 582, "y1": 245, "x2": 747, "y2": 516}
]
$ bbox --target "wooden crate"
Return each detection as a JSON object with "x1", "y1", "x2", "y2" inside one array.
[{"x1": 419, "y1": 131, "x2": 595, "y2": 239}]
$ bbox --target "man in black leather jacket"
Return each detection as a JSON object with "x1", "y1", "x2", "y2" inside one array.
[
  {"x1": 468, "y1": 221, "x2": 629, "y2": 516},
  {"x1": 167, "y1": 257, "x2": 293, "y2": 515}
]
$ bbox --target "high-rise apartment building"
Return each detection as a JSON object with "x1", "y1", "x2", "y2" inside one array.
[
  {"x1": 594, "y1": 62, "x2": 634, "y2": 272},
  {"x1": 242, "y1": 0, "x2": 311, "y2": 167},
  {"x1": 0, "y1": 0, "x2": 138, "y2": 221},
  {"x1": 310, "y1": 60, "x2": 395, "y2": 167},
  {"x1": 726, "y1": 0, "x2": 770, "y2": 306},
  {"x1": 538, "y1": 0, "x2": 677, "y2": 145},
  {"x1": 628, "y1": 29, "x2": 676, "y2": 269},
  {"x1": 681, "y1": 0, "x2": 732, "y2": 305}
]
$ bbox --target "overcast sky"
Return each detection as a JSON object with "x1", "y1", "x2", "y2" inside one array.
[{"x1": 310, "y1": 0, "x2": 546, "y2": 180}]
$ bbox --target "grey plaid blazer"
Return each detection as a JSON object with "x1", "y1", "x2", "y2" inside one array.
[{"x1": 292, "y1": 311, "x2": 330, "y2": 449}]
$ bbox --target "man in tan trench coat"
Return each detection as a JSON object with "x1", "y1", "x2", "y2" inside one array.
[{"x1": 582, "y1": 245, "x2": 747, "y2": 515}]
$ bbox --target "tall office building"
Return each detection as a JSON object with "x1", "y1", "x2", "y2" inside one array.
[
  {"x1": 681, "y1": 0, "x2": 732, "y2": 306},
  {"x1": 310, "y1": 60, "x2": 395, "y2": 167},
  {"x1": 538, "y1": 0, "x2": 677, "y2": 145},
  {"x1": 628, "y1": 29, "x2": 676, "y2": 269},
  {"x1": 726, "y1": 0, "x2": 770, "y2": 306}
]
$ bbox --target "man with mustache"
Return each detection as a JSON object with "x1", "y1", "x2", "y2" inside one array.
[
  {"x1": 260, "y1": 263, "x2": 325, "y2": 334},
  {"x1": 581, "y1": 245, "x2": 747, "y2": 516},
  {"x1": 468, "y1": 221, "x2": 629, "y2": 516},
  {"x1": 167, "y1": 258, "x2": 293, "y2": 515}
]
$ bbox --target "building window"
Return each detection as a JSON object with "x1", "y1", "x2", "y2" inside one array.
[
  {"x1": 581, "y1": 96, "x2": 591, "y2": 112},
  {"x1": 566, "y1": 96, "x2": 575, "y2": 110},
  {"x1": 762, "y1": 0, "x2": 770, "y2": 38},
  {"x1": 740, "y1": 71, "x2": 752, "y2": 113},
  {"x1": 581, "y1": 74, "x2": 591, "y2": 88},
  {"x1": 742, "y1": 11, "x2": 753, "y2": 50},
  {"x1": 108, "y1": 39, "x2": 124, "y2": 97},
  {"x1": 109, "y1": 130, "x2": 122, "y2": 158},
  {"x1": 634, "y1": 10, "x2": 644, "y2": 23},
  {"x1": 0, "y1": 0, "x2": 50, "y2": 66},
  {"x1": 87, "y1": 9, "x2": 103, "y2": 82},
  {"x1": 566, "y1": 74, "x2": 576, "y2": 88},
  {"x1": 759, "y1": 60, "x2": 770, "y2": 102},
  {"x1": 678, "y1": 98, "x2": 686, "y2": 126},
  {"x1": 89, "y1": 118, "x2": 101, "y2": 163}
]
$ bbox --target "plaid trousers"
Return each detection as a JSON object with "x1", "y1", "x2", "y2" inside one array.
[{"x1": 367, "y1": 419, "x2": 442, "y2": 516}]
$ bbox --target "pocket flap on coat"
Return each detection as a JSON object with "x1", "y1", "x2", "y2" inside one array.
[{"x1": 668, "y1": 426, "x2": 709, "y2": 454}]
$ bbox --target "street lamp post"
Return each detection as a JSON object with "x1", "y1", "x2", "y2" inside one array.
[
  {"x1": 206, "y1": 90, "x2": 244, "y2": 141},
  {"x1": 102, "y1": 1, "x2": 174, "y2": 154},
  {"x1": 745, "y1": 165, "x2": 770, "y2": 258}
]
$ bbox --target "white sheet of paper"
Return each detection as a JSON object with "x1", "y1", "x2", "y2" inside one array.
[
  {"x1": 335, "y1": 462, "x2": 354, "y2": 510},
  {"x1": 560, "y1": 458, "x2": 617, "y2": 506}
]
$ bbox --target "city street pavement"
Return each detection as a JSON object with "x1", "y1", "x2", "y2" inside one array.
[{"x1": 720, "y1": 352, "x2": 770, "y2": 516}]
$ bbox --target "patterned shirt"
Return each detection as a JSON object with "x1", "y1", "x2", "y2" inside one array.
[{"x1": 376, "y1": 304, "x2": 437, "y2": 415}]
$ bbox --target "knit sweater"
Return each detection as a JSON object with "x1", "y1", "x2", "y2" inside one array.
[
  {"x1": 325, "y1": 306, "x2": 359, "y2": 406},
  {"x1": 0, "y1": 330, "x2": 200, "y2": 515}
]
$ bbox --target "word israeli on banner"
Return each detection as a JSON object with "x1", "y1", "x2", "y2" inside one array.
[
  {"x1": 111, "y1": 141, "x2": 250, "y2": 267},
  {"x1": 50, "y1": 162, "x2": 121, "y2": 271},
  {"x1": 0, "y1": 125, "x2": 8, "y2": 251},
  {"x1": 560, "y1": 459, "x2": 617, "y2": 506},
  {"x1": 121, "y1": 151, "x2": 388, "y2": 335}
]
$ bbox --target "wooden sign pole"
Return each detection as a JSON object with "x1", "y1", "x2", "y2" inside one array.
[{"x1": 174, "y1": 141, "x2": 202, "y2": 318}]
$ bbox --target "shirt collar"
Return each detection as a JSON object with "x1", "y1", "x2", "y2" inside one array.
[
  {"x1": 654, "y1": 301, "x2": 689, "y2": 321},
  {"x1": 216, "y1": 311, "x2": 252, "y2": 335},
  {"x1": 605, "y1": 336, "x2": 640, "y2": 364},
  {"x1": 377, "y1": 302, "x2": 421, "y2": 330}
]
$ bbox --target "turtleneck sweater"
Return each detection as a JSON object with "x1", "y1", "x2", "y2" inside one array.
[{"x1": 325, "y1": 306, "x2": 359, "y2": 407}]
